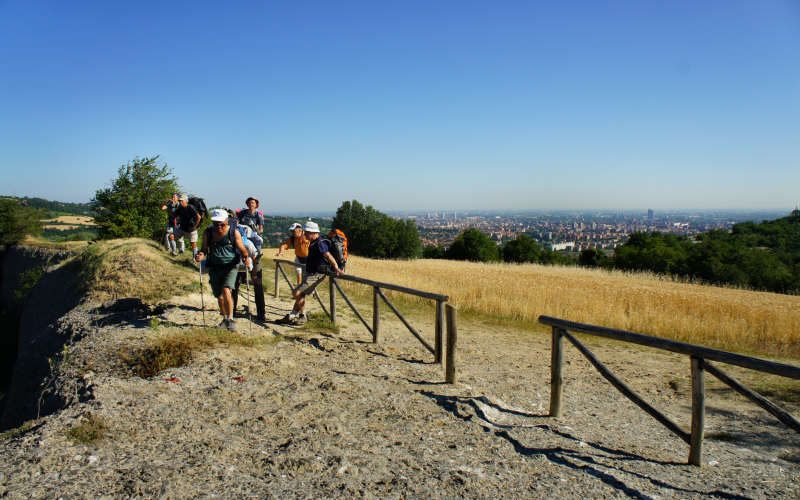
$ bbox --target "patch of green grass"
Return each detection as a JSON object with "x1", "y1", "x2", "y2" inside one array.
[
  {"x1": 119, "y1": 327, "x2": 278, "y2": 378},
  {"x1": 302, "y1": 313, "x2": 339, "y2": 334},
  {"x1": 64, "y1": 414, "x2": 107, "y2": 444},
  {"x1": 753, "y1": 381, "x2": 800, "y2": 403},
  {"x1": 705, "y1": 431, "x2": 738, "y2": 442},
  {"x1": 0, "y1": 420, "x2": 37, "y2": 441},
  {"x1": 779, "y1": 449, "x2": 800, "y2": 463}
]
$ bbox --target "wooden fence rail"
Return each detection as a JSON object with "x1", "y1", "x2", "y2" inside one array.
[
  {"x1": 273, "y1": 259, "x2": 457, "y2": 383},
  {"x1": 539, "y1": 315, "x2": 800, "y2": 466}
]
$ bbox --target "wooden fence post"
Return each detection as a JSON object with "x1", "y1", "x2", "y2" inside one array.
[
  {"x1": 445, "y1": 304, "x2": 457, "y2": 384},
  {"x1": 329, "y1": 277, "x2": 336, "y2": 325},
  {"x1": 689, "y1": 356, "x2": 705, "y2": 466},
  {"x1": 550, "y1": 327, "x2": 564, "y2": 417},
  {"x1": 372, "y1": 286, "x2": 380, "y2": 343},
  {"x1": 274, "y1": 262, "x2": 280, "y2": 298},
  {"x1": 435, "y1": 300, "x2": 444, "y2": 364}
]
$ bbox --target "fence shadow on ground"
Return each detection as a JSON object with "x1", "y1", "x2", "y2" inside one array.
[{"x1": 418, "y1": 390, "x2": 752, "y2": 500}]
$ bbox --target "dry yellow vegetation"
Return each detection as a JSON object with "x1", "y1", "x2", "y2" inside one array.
[
  {"x1": 330, "y1": 255, "x2": 800, "y2": 360},
  {"x1": 41, "y1": 215, "x2": 97, "y2": 230},
  {"x1": 78, "y1": 238, "x2": 196, "y2": 301}
]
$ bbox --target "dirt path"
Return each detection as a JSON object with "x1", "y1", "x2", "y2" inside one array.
[{"x1": 1, "y1": 285, "x2": 798, "y2": 498}]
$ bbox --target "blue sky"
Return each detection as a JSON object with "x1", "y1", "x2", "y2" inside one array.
[{"x1": 1, "y1": 1, "x2": 798, "y2": 213}]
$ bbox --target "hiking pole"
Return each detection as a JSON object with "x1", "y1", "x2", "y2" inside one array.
[
  {"x1": 199, "y1": 262, "x2": 206, "y2": 327},
  {"x1": 245, "y1": 264, "x2": 252, "y2": 335}
]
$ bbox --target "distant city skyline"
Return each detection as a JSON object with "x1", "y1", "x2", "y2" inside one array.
[{"x1": 1, "y1": 1, "x2": 798, "y2": 211}]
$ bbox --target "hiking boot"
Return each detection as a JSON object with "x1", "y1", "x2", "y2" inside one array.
[
  {"x1": 255, "y1": 315, "x2": 267, "y2": 324},
  {"x1": 290, "y1": 315, "x2": 307, "y2": 326},
  {"x1": 217, "y1": 319, "x2": 228, "y2": 329},
  {"x1": 226, "y1": 319, "x2": 237, "y2": 332},
  {"x1": 276, "y1": 313, "x2": 295, "y2": 324}
]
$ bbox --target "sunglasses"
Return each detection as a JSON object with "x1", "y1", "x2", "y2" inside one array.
[{"x1": 213, "y1": 221, "x2": 228, "y2": 227}]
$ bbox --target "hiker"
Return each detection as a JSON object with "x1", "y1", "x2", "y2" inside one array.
[
  {"x1": 195, "y1": 209, "x2": 253, "y2": 331},
  {"x1": 277, "y1": 220, "x2": 343, "y2": 325},
  {"x1": 275, "y1": 222, "x2": 309, "y2": 285},
  {"x1": 226, "y1": 209, "x2": 266, "y2": 323},
  {"x1": 174, "y1": 194, "x2": 202, "y2": 257},
  {"x1": 160, "y1": 193, "x2": 182, "y2": 255},
  {"x1": 236, "y1": 197, "x2": 264, "y2": 254}
]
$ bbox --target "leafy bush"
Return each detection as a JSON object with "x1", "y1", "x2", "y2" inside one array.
[{"x1": 93, "y1": 156, "x2": 179, "y2": 240}]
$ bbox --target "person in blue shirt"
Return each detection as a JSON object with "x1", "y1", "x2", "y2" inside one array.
[{"x1": 277, "y1": 220, "x2": 343, "y2": 325}]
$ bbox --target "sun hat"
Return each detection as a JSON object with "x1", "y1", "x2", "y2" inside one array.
[
  {"x1": 179, "y1": 194, "x2": 188, "y2": 202},
  {"x1": 289, "y1": 222, "x2": 302, "y2": 231},
  {"x1": 245, "y1": 197, "x2": 259, "y2": 208},
  {"x1": 210, "y1": 209, "x2": 228, "y2": 222},
  {"x1": 303, "y1": 220, "x2": 320, "y2": 233}
]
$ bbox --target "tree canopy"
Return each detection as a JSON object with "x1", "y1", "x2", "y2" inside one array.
[
  {"x1": 612, "y1": 211, "x2": 800, "y2": 294},
  {"x1": 332, "y1": 200, "x2": 421, "y2": 259},
  {"x1": 92, "y1": 156, "x2": 179, "y2": 240},
  {"x1": 445, "y1": 228, "x2": 499, "y2": 262},
  {"x1": 0, "y1": 198, "x2": 43, "y2": 246}
]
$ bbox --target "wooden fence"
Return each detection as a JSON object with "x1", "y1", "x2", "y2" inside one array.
[
  {"x1": 538, "y1": 315, "x2": 800, "y2": 466},
  {"x1": 273, "y1": 259, "x2": 458, "y2": 383}
]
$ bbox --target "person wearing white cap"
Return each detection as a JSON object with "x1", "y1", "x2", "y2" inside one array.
[
  {"x1": 277, "y1": 220, "x2": 343, "y2": 325},
  {"x1": 275, "y1": 222, "x2": 310, "y2": 285},
  {"x1": 195, "y1": 209, "x2": 252, "y2": 331}
]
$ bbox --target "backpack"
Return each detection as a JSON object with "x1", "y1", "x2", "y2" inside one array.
[
  {"x1": 203, "y1": 220, "x2": 239, "y2": 267},
  {"x1": 325, "y1": 229, "x2": 348, "y2": 270},
  {"x1": 235, "y1": 208, "x2": 263, "y2": 232},
  {"x1": 188, "y1": 197, "x2": 208, "y2": 219}
]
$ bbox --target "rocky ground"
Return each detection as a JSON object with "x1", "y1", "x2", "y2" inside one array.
[{"x1": 1, "y1": 282, "x2": 799, "y2": 498}]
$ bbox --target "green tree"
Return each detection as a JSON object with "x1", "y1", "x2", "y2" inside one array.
[
  {"x1": 502, "y1": 234, "x2": 543, "y2": 263},
  {"x1": 332, "y1": 200, "x2": 421, "y2": 258},
  {"x1": 92, "y1": 156, "x2": 179, "y2": 240},
  {"x1": 446, "y1": 228, "x2": 500, "y2": 262},
  {"x1": 0, "y1": 198, "x2": 43, "y2": 246},
  {"x1": 423, "y1": 244, "x2": 446, "y2": 259},
  {"x1": 579, "y1": 247, "x2": 608, "y2": 268}
]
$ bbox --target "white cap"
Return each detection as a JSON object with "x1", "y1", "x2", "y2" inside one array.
[
  {"x1": 289, "y1": 222, "x2": 302, "y2": 231},
  {"x1": 210, "y1": 209, "x2": 228, "y2": 222},
  {"x1": 303, "y1": 220, "x2": 320, "y2": 233}
]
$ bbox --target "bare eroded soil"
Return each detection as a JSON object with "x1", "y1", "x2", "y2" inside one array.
[{"x1": 1, "y1": 285, "x2": 798, "y2": 498}]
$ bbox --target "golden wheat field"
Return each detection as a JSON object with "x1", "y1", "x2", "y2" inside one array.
[{"x1": 328, "y1": 255, "x2": 800, "y2": 360}]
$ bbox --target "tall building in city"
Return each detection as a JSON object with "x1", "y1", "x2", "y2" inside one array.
[{"x1": 647, "y1": 209, "x2": 654, "y2": 221}]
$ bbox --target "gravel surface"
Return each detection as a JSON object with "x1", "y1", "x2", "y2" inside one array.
[{"x1": 1, "y1": 285, "x2": 798, "y2": 499}]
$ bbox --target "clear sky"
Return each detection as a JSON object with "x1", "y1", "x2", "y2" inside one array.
[{"x1": 1, "y1": 1, "x2": 798, "y2": 213}]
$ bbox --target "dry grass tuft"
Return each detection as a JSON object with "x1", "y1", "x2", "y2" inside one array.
[
  {"x1": 78, "y1": 238, "x2": 196, "y2": 302},
  {"x1": 333, "y1": 255, "x2": 800, "y2": 359},
  {"x1": 120, "y1": 326, "x2": 277, "y2": 378},
  {"x1": 302, "y1": 313, "x2": 339, "y2": 334},
  {"x1": 64, "y1": 414, "x2": 107, "y2": 444}
]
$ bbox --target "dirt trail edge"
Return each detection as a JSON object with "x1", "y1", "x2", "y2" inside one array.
[{"x1": 1, "y1": 287, "x2": 798, "y2": 499}]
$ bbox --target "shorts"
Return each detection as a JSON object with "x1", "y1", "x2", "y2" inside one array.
[
  {"x1": 208, "y1": 264, "x2": 238, "y2": 297},
  {"x1": 294, "y1": 256, "x2": 307, "y2": 275},
  {"x1": 295, "y1": 272, "x2": 326, "y2": 297},
  {"x1": 174, "y1": 227, "x2": 198, "y2": 243}
]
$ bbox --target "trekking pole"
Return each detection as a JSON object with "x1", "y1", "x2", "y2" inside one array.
[
  {"x1": 245, "y1": 265, "x2": 252, "y2": 335},
  {"x1": 199, "y1": 262, "x2": 206, "y2": 327}
]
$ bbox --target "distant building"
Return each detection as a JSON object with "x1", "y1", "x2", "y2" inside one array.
[{"x1": 647, "y1": 209, "x2": 654, "y2": 221}]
